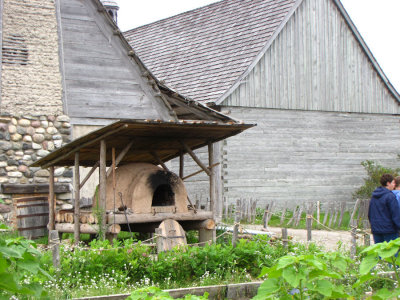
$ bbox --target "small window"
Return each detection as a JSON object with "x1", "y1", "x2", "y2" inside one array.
[{"x1": 2, "y1": 34, "x2": 28, "y2": 65}]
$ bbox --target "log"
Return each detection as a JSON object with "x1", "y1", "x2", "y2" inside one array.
[
  {"x1": 48, "y1": 166, "x2": 55, "y2": 230},
  {"x1": 65, "y1": 213, "x2": 74, "y2": 223},
  {"x1": 74, "y1": 152, "x2": 80, "y2": 244},
  {"x1": 180, "y1": 219, "x2": 216, "y2": 231},
  {"x1": 55, "y1": 223, "x2": 121, "y2": 234},
  {"x1": 80, "y1": 215, "x2": 88, "y2": 224},
  {"x1": 109, "y1": 211, "x2": 213, "y2": 224}
]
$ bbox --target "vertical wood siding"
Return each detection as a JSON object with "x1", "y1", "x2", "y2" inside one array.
[
  {"x1": 223, "y1": 0, "x2": 400, "y2": 114},
  {"x1": 59, "y1": 0, "x2": 167, "y2": 122},
  {"x1": 222, "y1": 107, "x2": 400, "y2": 206}
]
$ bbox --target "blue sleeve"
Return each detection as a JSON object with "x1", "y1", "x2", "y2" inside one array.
[{"x1": 388, "y1": 195, "x2": 400, "y2": 230}]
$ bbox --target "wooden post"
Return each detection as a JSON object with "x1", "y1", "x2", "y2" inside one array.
[
  {"x1": 155, "y1": 228, "x2": 163, "y2": 253},
  {"x1": 212, "y1": 142, "x2": 222, "y2": 222},
  {"x1": 199, "y1": 228, "x2": 214, "y2": 246},
  {"x1": 282, "y1": 228, "x2": 288, "y2": 249},
  {"x1": 316, "y1": 201, "x2": 320, "y2": 226},
  {"x1": 232, "y1": 199, "x2": 241, "y2": 248},
  {"x1": 48, "y1": 166, "x2": 55, "y2": 231},
  {"x1": 49, "y1": 230, "x2": 60, "y2": 268},
  {"x1": 179, "y1": 151, "x2": 184, "y2": 179},
  {"x1": 306, "y1": 206, "x2": 312, "y2": 242},
  {"x1": 350, "y1": 199, "x2": 361, "y2": 226},
  {"x1": 208, "y1": 142, "x2": 215, "y2": 217},
  {"x1": 350, "y1": 219, "x2": 357, "y2": 259},
  {"x1": 74, "y1": 152, "x2": 80, "y2": 244},
  {"x1": 363, "y1": 220, "x2": 371, "y2": 246},
  {"x1": 263, "y1": 203, "x2": 269, "y2": 229},
  {"x1": 99, "y1": 139, "x2": 107, "y2": 239},
  {"x1": 338, "y1": 202, "x2": 346, "y2": 227}
]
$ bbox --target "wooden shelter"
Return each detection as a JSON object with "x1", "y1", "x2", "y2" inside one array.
[{"x1": 31, "y1": 119, "x2": 254, "y2": 243}]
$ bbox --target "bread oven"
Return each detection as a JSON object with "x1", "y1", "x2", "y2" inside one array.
[{"x1": 105, "y1": 163, "x2": 188, "y2": 214}]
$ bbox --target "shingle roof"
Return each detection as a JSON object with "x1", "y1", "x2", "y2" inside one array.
[{"x1": 124, "y1": 0, "x2": 297, "y2": 103}]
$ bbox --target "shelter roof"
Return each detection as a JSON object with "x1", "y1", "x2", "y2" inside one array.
[{"x1": 31, "y1": 119, "x2": 255, "y2": 168}]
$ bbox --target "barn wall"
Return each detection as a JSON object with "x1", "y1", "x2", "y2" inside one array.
[
  {"x1": 1, "y1": 0, "x2": 63, "y2": 116},
  {"x1": 221, "y1": 107, "x2": 400, "y2": 207},
  {"x1": 58, "y1": 0, "x2": 171, "y2": 123},
  {"x1": 223, "y1": 0, "x2": 400, "y2": 114}
]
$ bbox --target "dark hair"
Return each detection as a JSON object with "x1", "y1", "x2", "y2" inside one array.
[
  {"x1": 380, "y1": 173, "x2": 394, "y2": 187},
  {"x1": 395, "y1": 176, "x2": 400, "y2": 188}
]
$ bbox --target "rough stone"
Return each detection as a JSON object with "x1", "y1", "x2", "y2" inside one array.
[
  {"x1": 59, "y1": 128, "x2": 71, "y2": 135},
  {"x1": 53, "y1": 121, "x2": 61, "y2": 129},
  {"x1": 7, "y1": 159, "x2": 18, "y2": 166},
  {"x1": 15, "y1": 151, "x2": 23, "y2": 156},
  {"x1": 5, "y1": 150, "x2": 13, "y2": 156},
  {"x1": 0, "y1": 169, "x2": 6, "y2": 177},
  {"x1": 22, "y1": 115, "x2": 37, "y2": 121},
  {"x1": 8, "y1": 125, "x2": 16, "y2": 134},
  {"x1": 32, "y1": 142, "x2": 42, "y2": 150},
  {"x1": 31, "y1": 120, "x2": 41, "y2": 128},
  {"x1": 19, "y1": 177, "x2": 28, "y2": 184},
  {"x1": 26, "y1": 127, "x2": 35, "y2": 136},
  {"x1": 53, "y1": 135, "x2": 62, "y2": 140},
  {"x1": 23, "y1": 135, "x2": 32, "y2": 142},
  {"x1": 58, "y1": 177, "x2": 72, "y2": 183},
  {"x1": 8, "y1": 178, "x2": 18, "y2": 184},
  {"x1": 24, "y1": 150, "x2": 34, "y2": 155},
  {"x1": 44, "y1": 133, "x2": 53, "y2": 140},
  {"x1": 32, "y1": 134, "x2": 45, "y2": 143},
  {"x1": 62, "y1": 135, "x2": 71, "y2": 143},
  {"x1": 18, "y1": 119, "x2": 31, "y2": 127},
  {"x1": 34, "y1": 177, "x2": 48, "y2": 183},
  {"x1": 61, "y1": 204, "x2": 73, "y2": 210},
  {"x1": 22, "y1": 143, "x2": 32, "y2": 150},
  {"x1": 31, "y1": 154, "x2": 37, "y2": 161},
  {"x1": 37, "y1": 150, "x2": 50, "y2": 157},
  {"x1": 35, "y1": 169, "x2": 50, "y2": 177},
  {"x1": 54, "y1": 140, "x2": 63, "y2": 148},
  {"x1": 17, "y1": 127, "x2": 26, "y2": 135},
  {"x1": 8, "y1": 171, "x2": 22, "y2": 178},
  {"x1": 4, "y1": 199, "x2": 12, "y2": 205},
  {"x1": 11, "y1": 142, "x2": 22, "y2": 150},
  {"x1": 56, "y1": 115, "x2": 70, "y2": 122},
  {"x1": 4, "y1": 132, "x2": 10, "y2": 141},
  {"x1": 0, "y1": 124, "x2": 7, "y2": 132},
  {"x1": 48, "y1": 116, "x2": 56, "y2": 122},
  {"x1": 54, "y1": 167, "x2": 65, "y2": 177},
  {"x1": 0, "y1": 141, "x2": 12, "y2": 151},
  {"x1": 0, "y1": 155, "x2": 6, "y2": 161},
  {"x1": 0, "y1": 177, "x2": 8, "y2": 183},
  {"x1": 24, "y1": 170, "x2": 34, "y2": 178},
  {"x1": 46, "y1": 127, "x2": 58, "y2": 135},
  {"x1": 35, "y1": 128, "x2": 45, "y2": 134},
  {"x1": 40, "y1": 116, "x2": 47, "y2": 121},
  {"x1": 18, "y1": 165, "x2": 28, "y2": 172},
  {"x1": 11, "y1": 133, "x2": 22, "y2": 142},
  {"x1": 63, "y1": 169, "x2": 73, "y2": 178},
  {"x1": 6, "y1": 166, "x2": 17, "y2": 171},
  {"x1": 47, "y1": 141, "x2": 54, "y2": 151},
  {"x1": 62, "y1": 122, "x2": 71, "y2": 128},
  {"x1": 11, "y1": 118, "x2": 17, "y2": 125},
  {"x1": 57, "y1": 192, "x2": 72, "y2": 200},
  {"x1": 42, "y1": 141, "x2": 48, "y2": 150},
  {"x1": 0, "y1": 204, "x2": 11, "y2": 213},
  {"x1": 56, "y1": 200, "x2": 65, "y2": 205},
  {"x1": 41, "y1": 121, "x2": 49, "y2": 128},
  {"x1": 0, "y1": 162, "x2": 6, "y2": 168}
]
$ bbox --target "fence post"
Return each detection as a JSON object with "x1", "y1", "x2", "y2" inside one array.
[
  {"x1": 282, "y1": 228, "x2": 288, "y2": 249},
  {"x1": 232, "y1": 199, "x2": 241, "y2": 248},
  {"x1": 155, "y1": 228, "x2": 164, "y2": 253},
  {"x1": 363, "y1": 220, "x2": 371, "y2": 246},
  {"x1": 306, "y1": 205, "x2": 312, "y2": 242},
  {"x1": 49, "y1": 230, "x2": 60, "y2": 268},
  {"x1": 350, "y1": 219, "x2": 357, "y2": 259}
]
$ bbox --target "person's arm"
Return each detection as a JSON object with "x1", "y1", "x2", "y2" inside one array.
[{"x1": 388, "y1": 195, "x2": 400, "y2": 230}]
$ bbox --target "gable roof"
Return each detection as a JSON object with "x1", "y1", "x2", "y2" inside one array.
[
  {"x1": 124, "y1": 0, "x2": 400, "y2": 105},
  {"x1": 58, "y1": 0, "x2": 237, "y2": 124},
  {"x1": 124, "y1": 0, "x2": 298, "y2": 104}
]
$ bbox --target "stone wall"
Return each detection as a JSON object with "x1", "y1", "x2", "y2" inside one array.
[
  {"x1": 1, "y1": 0, "x2": 63, "y2": 115},
  {"x1": 0, "y1": 114, "x2": 73, "y2": 224}
]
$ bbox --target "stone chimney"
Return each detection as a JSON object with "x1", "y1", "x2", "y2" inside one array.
[{"x1": 100, "y1": 0, "x2": 119, "y2": 24}]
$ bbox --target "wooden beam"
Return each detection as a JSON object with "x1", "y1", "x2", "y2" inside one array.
[
  {"x1": 109, "y1": 211, "x2": 213, "y2": 224},
  {"x1": 179, "y1": 152, "x2": 184, "y2": 178},
  {"x1": 56, "y1": 223, "x2": 120, "y2": 235},
  {"x1": 151, "y1": 151, "x2": 169, "y2": 171},
  {"x1": 99, "y1": 139, "x2": 107, "y2": 238},
  {"x1": 74, "y1": 152, "x2": 80, "y2": 244},
  {"x1": 80, "y1": 161, "x2": 99, "y2": 189},
  {"x1": 48, "y1": 166, "x2": 55, "y2": 231},
  {"x1": 208, "y1": 142, "x2": 215, "y2": 215},
  {"x1": 166, "y1": 96, "x2": 219, "y2": 121},
  {"x1": 42, "y1": 124, "x2": 128, "y2": 168},
  {"x1": 182, "y1": 162, "x2": 220, "y2": 181},
  {"x1": 106, "y1": 141, "x2": 134, "y2": 177},
  {"x1": 2, "y1": 183, "x2": 71, "y2": 194},
  {"x1": 180, "y1": 141, "x2": 211, "y2": 176}
]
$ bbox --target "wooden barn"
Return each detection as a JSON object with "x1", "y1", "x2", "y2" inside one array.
[
  {"x1": 0, "y1": 0, "x2": 252, "y2": 237},
  {"x1": 124, "y1": 0, "x2": 400, "y2": 209}
]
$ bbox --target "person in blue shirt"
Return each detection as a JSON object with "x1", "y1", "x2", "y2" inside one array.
[
  {"x1": 392, "y1": 176, "x2": 400, "y2": 205},
  {"x1": 368, "y1": 174, "x2": 400, "y2": 243}
]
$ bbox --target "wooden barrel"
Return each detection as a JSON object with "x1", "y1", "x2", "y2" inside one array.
[{"x1": 15, "y1": 195, "x2": 49, "y2": 239}]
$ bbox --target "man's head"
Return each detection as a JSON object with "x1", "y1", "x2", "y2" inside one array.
[
  {"x1": 394, "y1": 176, "x2": 400, "y2": 190},
  {"x1": 380, "y1": 173, "x2": 395, "y2": 190}
]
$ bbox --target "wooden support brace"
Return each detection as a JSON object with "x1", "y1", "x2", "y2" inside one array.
[
  {"x1": 106, "y1": 141, "x2": 134, "y2": 177},
  {"x1": 80, "y1": 161, "x2": 99, "y2": 189},
  {"x1": 180, "y1": 141, "x2": 211, "y2": 176},
  {"x1": 182, "y1": 162, "x2": 220, "y2": 181},
  {"x1": 151, "y1": 151, "x2": 170, "y2": 171}
]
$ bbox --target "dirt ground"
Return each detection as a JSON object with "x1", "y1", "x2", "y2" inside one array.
[{"x1": 244, "y1": 225, "x2": 372, "y2": 251}]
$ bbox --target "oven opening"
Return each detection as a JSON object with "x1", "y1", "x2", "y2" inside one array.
[{"x1": 152, "y1": 184, "x2": 175, "y2": 207}]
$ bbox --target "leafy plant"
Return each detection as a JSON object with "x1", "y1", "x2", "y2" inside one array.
[
  {"x1": 0, "y1": 225, "x2": 51, "y2": 299},
  {"x1": 353, "y1": 160, "x2": 400, "y2": 200}
]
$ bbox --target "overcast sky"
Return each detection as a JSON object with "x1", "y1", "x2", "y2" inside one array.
[{"x1": 116, "y1": 0, "x2": 400, "y2": 93}]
